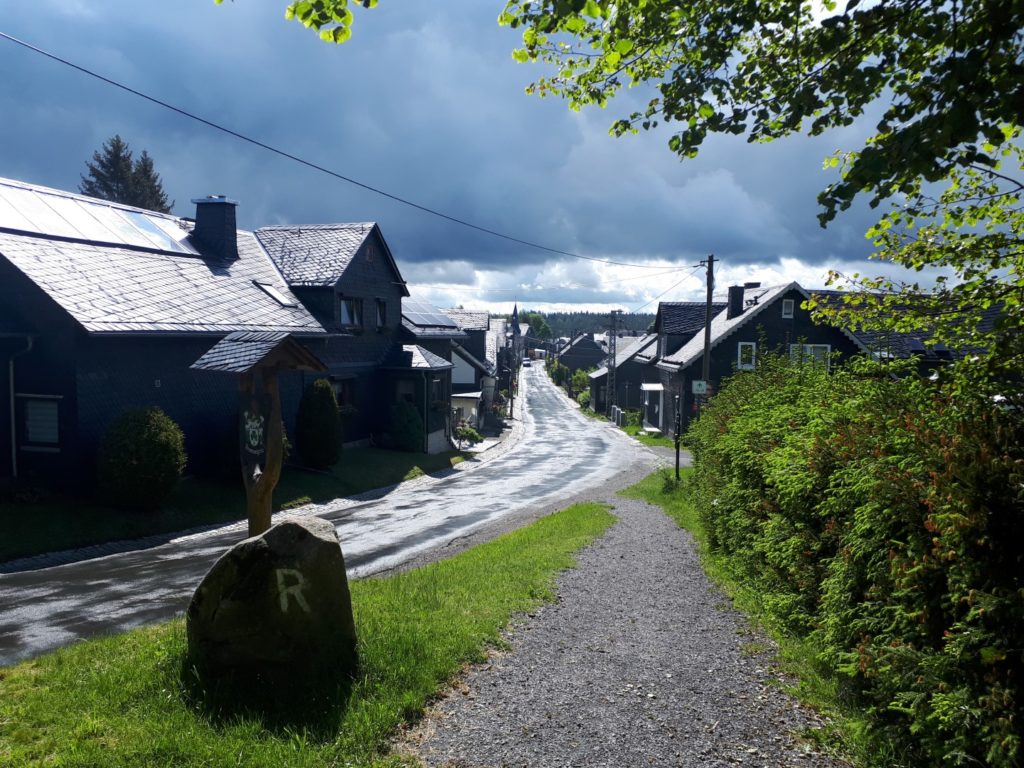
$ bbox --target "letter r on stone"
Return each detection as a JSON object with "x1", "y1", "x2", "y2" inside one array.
[{"x1": 275, "y1": 568, "x2": 311, "y2": 613}]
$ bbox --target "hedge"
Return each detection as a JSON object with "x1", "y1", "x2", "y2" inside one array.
[{"x1": 685, "y1": 353, "x2": 1023, "y2": 766}]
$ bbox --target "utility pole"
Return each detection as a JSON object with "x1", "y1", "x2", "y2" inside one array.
[
  {"x1": 698, "y1": 254, "x2": 715, "y2": 417},
  {"x1": 606, "y1": 309, "x2": 620, "y2": 417}
]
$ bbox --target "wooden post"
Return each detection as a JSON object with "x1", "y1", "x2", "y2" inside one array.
[{"x1": 240, "y1": 367, "x2": 285, "y2": 537}]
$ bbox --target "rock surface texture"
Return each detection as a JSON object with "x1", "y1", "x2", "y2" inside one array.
[
  {"x1": 186, "y1": 516, "x2": 357, "y2": 700},
  {"x1": 404, "y1": 496, "x2": 849, "y2": 768}
]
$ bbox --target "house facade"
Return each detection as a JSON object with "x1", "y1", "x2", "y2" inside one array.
[
  {"x1": 587, "y1": 333, "x2": 658, "y2": 415},
  {"x1": 652, "y1": 283, "x2": 865, "y2": 433},
  {"x1": 0, "y1": 178, "x2": 326, "y2": 485},
  {"x1": 257, "y1": 223, "x2": 411, "y2": 447}
]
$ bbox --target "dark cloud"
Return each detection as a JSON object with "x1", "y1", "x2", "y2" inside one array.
[{"x1": 1, "y1": 0, "x2": 909, "y2": 308}]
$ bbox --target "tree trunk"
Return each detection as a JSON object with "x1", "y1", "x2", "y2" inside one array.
[{"x1": 240, "y1": 369, "x2": 284, "y2": 537}]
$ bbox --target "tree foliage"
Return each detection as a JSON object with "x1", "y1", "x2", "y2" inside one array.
[{"x1": 80, "y1": 135, "x2": 173, "y2": 213}]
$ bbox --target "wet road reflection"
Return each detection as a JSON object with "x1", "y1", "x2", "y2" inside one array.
[{"x1": 0, "y1": 366, "x2": 650, "y2": 665}]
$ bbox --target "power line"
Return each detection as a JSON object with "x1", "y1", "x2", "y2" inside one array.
[
  {"x1": 1, "y1": 30, "x2": 679, "y2": 271},
  {"x1": 630, "y1": 265, "x2": 704, "y2": 312}
]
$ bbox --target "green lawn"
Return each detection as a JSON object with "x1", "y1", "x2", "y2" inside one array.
[
  {"x1": 619, "y1": 423, "x2": 675, "y2": 448},
  {"x1": 1, "y1": 448, "x2": 467, "y2": 563},
  {"x1": 0, "y1": 502, "x2": 614, "y2": 767}
]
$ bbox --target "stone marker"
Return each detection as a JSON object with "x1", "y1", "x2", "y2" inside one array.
[{"x1": 186, "y1": 517, "x2": 358, "y2": 706}]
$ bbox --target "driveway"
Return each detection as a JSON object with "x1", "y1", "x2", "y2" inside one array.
[{"x1": 0, "y1": 366, "x2": 659, "y2": 666}]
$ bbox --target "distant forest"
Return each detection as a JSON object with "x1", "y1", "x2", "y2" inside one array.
[{"x1": 519, "y1": 311, "x2": 654, "y2": 338}]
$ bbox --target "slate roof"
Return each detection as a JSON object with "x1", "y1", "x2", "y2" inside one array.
[
  {"x1": 257, "y1": 223, "x2": 410, "y2": 295},
  {"x1": 589, "y1": 333, "x2": 658, "y2": 379},
  {"x1": 810, "y1": 289, "x2": 1000, "y2": 360},
  {"x1": 0, "y1": 177, "x2": 325, "y2": 336},
  {"x1": 452, "y1": 341, "x2": 496, "y2": 376},
  {"x1": 191, "y1": 331, "x2": 327, "y2": 373},
  {"x1": 486, "y1": 318, "x2": 507, "y2": 367},
  {"x1": 381, "y1": 344, "x2": 454, "y2": 371},
  {"x1": 657, "y1": 301, "x2": 726, "y2": 336},
  {"x1": 658, "y1": 283, "x2": 869, "y2": 370},
  {"x1": 444, "y1": 309, "x2": 490, "y2": 332}
]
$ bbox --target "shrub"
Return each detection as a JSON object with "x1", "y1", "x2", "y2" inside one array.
[
  {"x1": 455, "y1": 423, "x2": 482, "y2": 446},
  {"x1": 576, "y1": 389, "x2": 591, "y2": 408},
  {"x1": 296, "y1": 379, "x2": 342, "y2": 470},
  {"x1": 390, "y1": 400, "x2": 424, "y2": 453},
  {"x1": 686, "y1": 352, "x2": 1024, "y2": 766},
  {"x1": 97, "y1": 406, "x2": 186, "y2": 511}
]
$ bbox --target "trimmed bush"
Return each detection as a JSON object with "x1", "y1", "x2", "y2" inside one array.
[
  {"x1": 576, "y1": 389, "x2": 591, "y2": 408},
  {"x1": 97, "y1": 406, "x2": 186, "y2": 511},
  {"x1": 390, "y1": 400, "x2": 424, "y2": 453},
  {"x1": 296, "y1": 379, "x2": 342, "y2": 470},
  {"x1": 455, "y1": 423, "x2": 482, "y2": 446}
]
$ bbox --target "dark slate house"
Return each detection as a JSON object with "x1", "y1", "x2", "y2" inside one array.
[
  {"x1": 652, "y1": 282, "x2": 865, "y2": 433},
  {"x1": 381, "y1": 344, "x2": 454, "y2": 454},
  {"x1": 256, "y1": 223, "x2": 412, "y2": 447},
  {"x1": 555, "y1": 333, "x2": 605, "y2": 373},
  {"x1": 0, "y1": 177, "x2": 327, "y2": 485},
  {"x1": 587, "y1": 333, "x2": 658, "y2": 415}
]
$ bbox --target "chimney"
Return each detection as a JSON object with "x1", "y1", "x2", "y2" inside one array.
[
  {"x1": 727, "y1": 285, "x2": 745, "y2": 319},
  {"x1": 191, "y1": 195, "x2": 238, "y2": 260}
]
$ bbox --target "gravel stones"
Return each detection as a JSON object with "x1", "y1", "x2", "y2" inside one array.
[{"x1": 404, "y1": 496, "x2": 848, "y2": 767}]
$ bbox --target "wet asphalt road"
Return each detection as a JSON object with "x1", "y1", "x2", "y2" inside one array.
[{"x1": 0, "y1": 366, "x2": 655, "y2": 666}]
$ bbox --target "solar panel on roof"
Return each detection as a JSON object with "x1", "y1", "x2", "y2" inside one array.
[
  {"x1": 0, "y1": 181, "x2": 195, "y2": 255},
  {"x1": 403, "y1": 299, "x2": 457, "y2": 327}
]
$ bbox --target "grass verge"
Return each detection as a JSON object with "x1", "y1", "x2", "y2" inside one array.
[
  {"x1": 0, "y1": 501, "x2": 614, "y2": 767},
  {"x1": 1, "y1": 448, "x2": 466, "y2": 563},
  {"x1": 619, "y1": 424, "x2": 675, "y2": 448},
  {"x1": 620, "y1": 469, "x2": 872, "y2": 766}
]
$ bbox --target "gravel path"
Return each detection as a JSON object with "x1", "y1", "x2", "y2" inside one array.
[{"x1": 402, "y1": 495, "x2": 848, "y2": 768}]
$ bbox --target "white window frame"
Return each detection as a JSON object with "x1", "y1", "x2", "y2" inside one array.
[
  {"x1": 790, "y1": 343, "x2": 831, "y2": 369},
  {"x1": 782, "y1": 298, "x2": 795, "y2": 319},
  {"x1": 375, "y1": 298, "x2": 387, "y2": 331},
  {"x1": 737, "y1": 341, "x2": 757, "y2": 370}
]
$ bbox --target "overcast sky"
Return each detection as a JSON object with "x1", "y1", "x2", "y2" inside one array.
[{"x1": 1, "y1": 0, "x2": 917, "y2": 313}]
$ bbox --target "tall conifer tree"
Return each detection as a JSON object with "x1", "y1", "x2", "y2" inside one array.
[{"x1": 79, "y1": 135, "x2": 173, "y2": 213}]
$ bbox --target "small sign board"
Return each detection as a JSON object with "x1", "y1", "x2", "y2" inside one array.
[
  {"x1": 691, "y1": 379, "x2": 708, "y2": 396},
  {"x1": 240, "y1": 392, "x2": 271, "y2": 479}
]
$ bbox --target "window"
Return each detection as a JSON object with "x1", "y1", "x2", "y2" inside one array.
[
  {"x1": 339, "y1": 297, "x2": 362, "y2": 327},
  {"x1": 20, "y1": 396, "x2": 60, "y2": 451},
  {"x1": 331, "y1": 378, "x2": 355, "y2": 410},
  {"x1": 396, "y1": 379, "x2": 415, "y2": 403},
  {"x1": 375, "y1": 298, "x2": 387, "y2": 331},
  {"x1": 790, "y1": 343, "x2": 831, "y2": 369},
  {"x1": 782, "y1": 299, "x2": 795, "y2": 319},
  {"x1": 737, "y1": 342, "x2": 756, "y2": 370}
]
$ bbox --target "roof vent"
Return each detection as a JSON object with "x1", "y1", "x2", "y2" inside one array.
[
  {"x1": 743, "y1": 281, "x2": 761, "y2": 289},
  {"x1": 191, "y1": 195, "x2": 239, "y2": 260}
]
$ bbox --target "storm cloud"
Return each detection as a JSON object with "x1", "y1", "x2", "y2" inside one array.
[{"x1": 2, "y1": 0, "x2": 906, "y2": 310}]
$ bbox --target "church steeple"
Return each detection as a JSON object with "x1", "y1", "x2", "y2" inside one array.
[{"x1": 511, "y1": 303, "x2": 520, "y2": 335}]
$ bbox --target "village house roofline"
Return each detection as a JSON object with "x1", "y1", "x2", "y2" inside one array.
[
  {"x1": 0, "y1": 177, "x2": 325, "y2": 337},
  {"x1": 655, "y1": 283, "x2": 869, "y2": 372},
  {"x1": 589, "y1": 333, "x2": 658, "y2": 379},
  {"x1": 443, "y1": 309, "x2": 490, "y2": 331},
  {"x1": 257, "y1": 222, "x2": 410, "y2": 296},
  {"x1": 381, "y1": 344, "x2": 454, "y2": 371}
]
